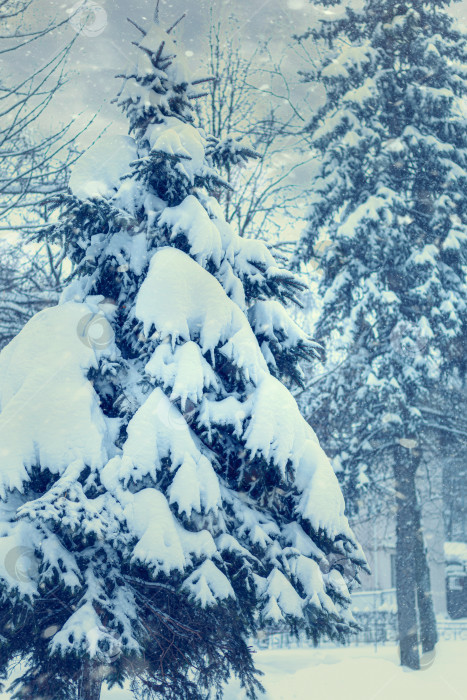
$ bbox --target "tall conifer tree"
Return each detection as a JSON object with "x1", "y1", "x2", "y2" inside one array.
[
  {"x1": 0, "y1": 12, "x2": 366, "y2": 699},
  {"x1": 295, "y1": 0, "x2": 466, "y2": 669}
]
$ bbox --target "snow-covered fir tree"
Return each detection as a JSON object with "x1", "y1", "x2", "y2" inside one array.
[
  {"x1": 0, "y1": 12, "x2": 367, "y2": 700},
  {"x1": 295, "y1": 0, "x2": 466, "y2": 670}
]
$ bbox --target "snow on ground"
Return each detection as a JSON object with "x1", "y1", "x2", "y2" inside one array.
[
  {"x1": 0, "y1": 642, "x2": 464, "y2": 698},
  {"x1": 97, "y1": 641, "x2": 467, "y2": 700}
]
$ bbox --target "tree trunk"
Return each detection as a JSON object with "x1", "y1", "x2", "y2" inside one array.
[
  {"x1": 77, "y1": 659, "x2": 102, "y2": 700},
  {"x1": 413, "y1": 501, "x2": 438, "y2": 655},
  {"x1": 394, "y1": 452, "x2": 420, "y2": 669}
]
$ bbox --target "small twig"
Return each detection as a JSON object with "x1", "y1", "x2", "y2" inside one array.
[
  {"x1": 167, "y1": 13, "x2": 186, "y2": 34},
  {"x1": 191, "y1": 76, "x2": 215, "y2": 86},
  {"x1": 154, "y1": 40, "x2": 166, "y2": 64},
  {"x1": 127, "y1": 17, "x2": 146, "y2": 35}
]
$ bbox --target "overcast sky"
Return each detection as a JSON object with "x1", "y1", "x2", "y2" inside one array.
[
  {"x1": 5, "y1": 0, "x2": 467, "y2": 145},
  {"x1": 8, "y1": 0, "x2": 323, "y2": 144}
]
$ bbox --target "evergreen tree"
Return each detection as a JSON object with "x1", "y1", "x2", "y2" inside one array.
[
  {"x1": 294, "y1": 0, "x2": 466, "y2": 669},
  {"x1": 0, "y1": 13, "x2": 367, "y2": 700}
]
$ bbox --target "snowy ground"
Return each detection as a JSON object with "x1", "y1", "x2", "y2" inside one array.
[
  {"x1": 98, "y1": 641, "x2": 467, "y2": 700},
  {"x1": 0, "y1": 642, "x2": 464, "y2": 699}
]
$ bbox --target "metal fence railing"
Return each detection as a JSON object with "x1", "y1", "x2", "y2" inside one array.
[{"x1": 253, "y1": 614, "x2": 467, "y2": 651}]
